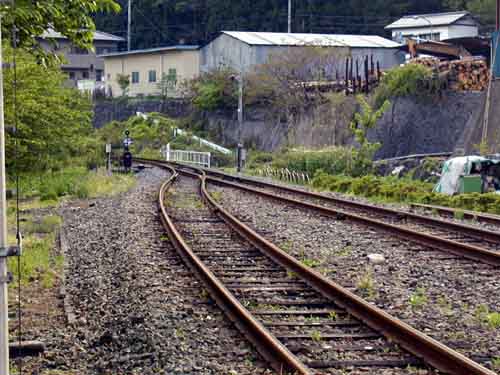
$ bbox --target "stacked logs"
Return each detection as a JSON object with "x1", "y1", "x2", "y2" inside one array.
[{"x1": 411, "y1": 57, "x2": 490, "y2": 91}]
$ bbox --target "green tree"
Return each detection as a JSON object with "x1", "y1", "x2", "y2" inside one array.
[
  {"x1": 157, "y1": 72, "x2": 177, "y2": 101},
  {"x1": 350, "y1": 95, "x2": 390, "y2": 174},
  {"x1": 1, "y1": 0, "x2": 120, "y2": 62},
  {"x1": 4, "y1": 46, "x2": 93, "y2": 172},
  {"x1": 117, "y1": 73, "x2": 131, "y2": 97},
  {"x1": 467, "y1": 0, "x2": 495, "y2": 25}
]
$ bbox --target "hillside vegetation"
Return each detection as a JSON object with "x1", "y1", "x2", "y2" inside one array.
[{"x1": 95, "y1": 0, "x2": 495, "y2": 49}]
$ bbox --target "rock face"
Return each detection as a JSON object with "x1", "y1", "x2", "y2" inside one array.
[
  {"x1": 93, "y1": 90, "x2": 489, "y2": 158},
  {"x1": 93, "y1": 99, "x2": 191, "y2": 128},
  {"x1": 370, "y1": 91, "x2": 485, "y2": 159}
]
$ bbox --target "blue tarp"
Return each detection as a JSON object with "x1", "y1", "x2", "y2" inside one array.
[{"x1": 493, "y1": 31, "x2": 500, "y2": 78}]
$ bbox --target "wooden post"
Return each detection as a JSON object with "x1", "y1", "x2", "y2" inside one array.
[
  {"x1": 377, "y1": 61, "x2": 381, "y2": 83},
  {"x1": 364, "y1": 56, "x2": 369, "y2": 94},
  {"x1": 370, "y1": 54, "x2": 374, "y2": 76},
  {"x1": 345, "y1": 57, "x2": 349, "y2": 95},
  {"x1": 349, "y1": 57, "x2": 354, "y2": 91}
]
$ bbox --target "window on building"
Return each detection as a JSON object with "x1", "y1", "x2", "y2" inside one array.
[
  {"x1": 148, "y1": 70, "x2": 157, "y2": 83},
  {"x1": 131, "y1": 71, "x2": 140, "y2": 84},
  {"x1": 82, "y1": 71, "x2": 89, "y2": 79},
  {"x1": 69, "y1": 72, "x2": 76, "y2": 80},
  {"x1": 96, "y1": 70, "x2": 103, "y2": 82}
]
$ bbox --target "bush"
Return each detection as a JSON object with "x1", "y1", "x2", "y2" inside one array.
[
  {"x1": 312, "y1": 171, "x2": 500, "y2": 214},
  {"x1": 374, "y1": 64, "x2": 433, "y2": 107},
  {"x1": 270, "y1": 147, "x2": 373, "y2": 178},
  {"x1": 187, "y1": 69, "x2": 237, "y2": 112}
]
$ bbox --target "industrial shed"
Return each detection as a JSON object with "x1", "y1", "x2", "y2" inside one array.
[{"x1": 200, "y1": 31, "x2": 404, "y2": 76}]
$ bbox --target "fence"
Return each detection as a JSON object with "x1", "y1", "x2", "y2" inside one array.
[{"x1": 161, "y1": 144, "x2": 211, "y2": 168}]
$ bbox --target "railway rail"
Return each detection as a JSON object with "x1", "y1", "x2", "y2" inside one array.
[
  {"x1": 409, "y1": 203, "x2": 500, "y2": 226},
  {"x1": 150, "y1": 159, "x2": 500, "y2": 266},
  {"x1": 138, "y1": 158, "x2": 496, "y2": 375}
]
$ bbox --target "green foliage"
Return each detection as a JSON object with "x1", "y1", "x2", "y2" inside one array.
[
  {"x1": 157, "y1": 72, "x2": 177, "y2": 100},
  {"x1": 467, "y1": 0, "x2": 495, "y2": 25},
  {"x1": 189, "y1": 69, "x2": 237, "y2": 111},
  {"x1": 116, "y1": 74, "x2": 131, "y2": 97},
  {"x1": 487, "y1": 312, "x2": 500, "y2": 329},
  {"x1": 4, "y1": 46, "x2": 93, "y2": 173},
  {"x1": 95, "y1": 1, "x2": 467, "y2": 51},
  {"x1": 409, "y1": 288, "x2": 428, "y2": 309},
  {"x1": 312, "y1": 171, "x2": 500, "y2": 215},
  {"x1": 357, "y1": 267, "x2": 375, "y2": 298},
  {"x1": 351, "y1": 95, "x2": 390, "y2": 165},
  {"x1": 374, "y1": 64, "x2": 433, "y2": 107},
  {"x1": 271, "y1": 147, "x2": 372, "y2": 178},
  {"x1": 1, "y1": 0, "x2": 120, "y2": 62}
]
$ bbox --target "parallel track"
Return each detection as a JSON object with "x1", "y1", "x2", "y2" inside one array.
[
  {"x1": 141, "y1": 158, "x2": 496, "y2": 375},
  {"x1": 409, "y1": 203, "x2": 500, "y2": 226},
  {"x1": 148, "y1": 159, "x2": 500, "y2": 266}
]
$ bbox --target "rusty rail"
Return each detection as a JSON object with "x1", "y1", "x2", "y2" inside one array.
[
  {"x1": 138, "y1": 158, "x2": 496, "y2": 375},
  {"x1": 410, "y1": 203, "x2": 500, "y2": 226},
  {"x1": 147, "y1": 159, "x2": 500, "y2": 266},
  {"x1": 151, "y1": 160, "x2": 310, "y2": 374}
]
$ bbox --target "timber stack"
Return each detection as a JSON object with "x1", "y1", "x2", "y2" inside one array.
[{"x1": 411, "y1": 57, "x2": 490, "y2": 91}]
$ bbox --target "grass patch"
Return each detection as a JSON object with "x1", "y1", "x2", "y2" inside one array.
[
  {"x1": 23, "y1": 215, "x2": 62, "y2": 234},
  {"x1": 7, "y1": 234, "x2": 58, "y2": 287},
  {"x1": 409, "y1": 288, "x2": 428, "y2": 309},
  {"x1": 357, "y1": 267, "x2": 375, "y2": 299},
  {"x1": 312, "y1": 172, "x2": 500, "y2": 215}
]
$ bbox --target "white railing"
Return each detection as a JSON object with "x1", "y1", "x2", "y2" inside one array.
[
  {"x1": 161, "y1": 144, "x2": 211, "y2": 168},
  {"x1": 174, "y1": 128, "x2": 232, "y2": 155}
]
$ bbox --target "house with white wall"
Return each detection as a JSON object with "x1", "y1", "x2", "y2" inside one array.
[{"x1": 385, "y1": 11, "x2": 479, "y2": 43}]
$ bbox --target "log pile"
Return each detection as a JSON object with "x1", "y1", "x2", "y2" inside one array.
[{"x1": 411, "y1": 57, "x2": 490, "y2": 91}]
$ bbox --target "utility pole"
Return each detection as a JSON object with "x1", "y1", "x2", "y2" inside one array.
[
  {"x1": 127, "y1": 0, "x2": 132, "y2": 51},
  {"x1": 288, "y1": 0, "x2": 292, "y2": 33},
  {"x1": 237, "y1": 75, "x2": 243, "y2": 172},
  {"x1": 0, "y1": 14, "x2": 9, "y2": 375},
  {"x1": 497, "y1": 0, "x2": 499, "y2": 31}
]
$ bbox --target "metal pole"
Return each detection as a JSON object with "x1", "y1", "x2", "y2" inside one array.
[
  {"x1": 237, "y1": 76, "x2": 243, "y2": 172},
  {"x1": 497, "y1": 0, "x2": 500, "y2": 31},
  {"x1": 288, "y1": 0, "x2": 292, "y2": 33},
  {"x1": 0, "y1": 15, "x2": 10, "y2": 375},
  {"x1": 127, "y1": 0, "x2": 132, "y2": 51}
]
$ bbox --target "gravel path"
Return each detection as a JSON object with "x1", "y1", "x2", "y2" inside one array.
[
  {"x1": 208, "y1": 182, "x2": 500, "y2": 372},
  {"x1": 60, "y1": 166, "x2": 270, "y2": 374}
]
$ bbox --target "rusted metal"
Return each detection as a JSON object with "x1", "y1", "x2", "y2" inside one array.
[
  {"x1": 151, "y1": 160, "x2": 311, "y2": 375},
  {"x1": 203, "y1": 174, "x2": 500, "y2": 266},
  {"x1": 137, "y1": 158, "x2": 497, "y2": 374},
  {"x1": 410, "y1": 202, "x2": 500, "y2": 226},
  {"x1": 196, "y1": 170, "x2": 496, "y2": 375}
]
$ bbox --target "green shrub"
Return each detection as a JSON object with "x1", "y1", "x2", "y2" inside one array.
[
  {"x1": 374, "y1": 64, "x2": 433, "y2": 107},
  {"x1": 312, "y1": 171, "x2": 500, "y2": 215}
]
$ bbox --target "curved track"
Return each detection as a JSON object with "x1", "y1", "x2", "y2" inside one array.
[
  {"x1": 158, "y1": 160, "x2": 500, "y2": 266},
  {"x1": 140, "y1": 158, "x2": 496, "y2": 375}
]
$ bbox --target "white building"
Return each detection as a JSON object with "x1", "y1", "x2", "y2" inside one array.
[
  {"x1": 201, "y1": 31, "x2": 404, "y2": 76},
  {"x1": 385, "y1": 11, "x2": 479, "y2": 42}
]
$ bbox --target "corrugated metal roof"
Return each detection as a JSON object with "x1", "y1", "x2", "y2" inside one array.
[
  {"x1": 221, "y1": 31, "x2": 401, "y2": 48},
  {"x1": 41, "y1": 29, "x2": 125, "y2": 42},
  {"x1": 385, "y1": 11, "x2": 471, "y2": 29},
  {"x1": 99, "y1": 45, "x2": 199, "y2": 58}
]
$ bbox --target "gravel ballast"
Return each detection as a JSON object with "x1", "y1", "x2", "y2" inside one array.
[
  {"x1": 208, "y1": 181, "x2": 500, "y2": 371},
  {"x1": 60, "y1": 166, "x2": 269, "y2": 374}
]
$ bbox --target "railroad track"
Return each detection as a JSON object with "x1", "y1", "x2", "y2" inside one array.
[
  {"x1": 152, "y1": 160, "x2": 500, "y2": 267},
  {"x1": 140, "y1": 158, "x2": 496, "y2": 375},
  {"x1": 409, "y1": 203, "x2": 500, "y2": 227}
]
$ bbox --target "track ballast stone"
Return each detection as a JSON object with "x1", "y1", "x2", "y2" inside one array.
[
  {"x1": 61, "y1": 166, "x2": 268, "y2": 374},
  {"x1": 208, "y1": 182, "x2": 500, "y2": 372}
]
